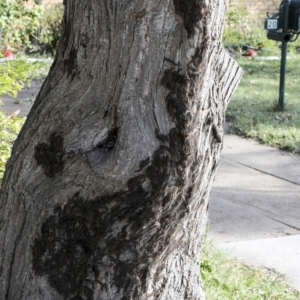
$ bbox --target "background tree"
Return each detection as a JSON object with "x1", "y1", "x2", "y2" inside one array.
[{"x1": 0, "y1": 0, "x2": 242, "y2": 299}]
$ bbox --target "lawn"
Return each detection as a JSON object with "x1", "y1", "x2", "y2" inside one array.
[
  {"x1": 227, "y1": 55, "x2": 300, "y2": 153},
  {"x1": 201, "y1": 240, "x2": 300, "y2": 300}
]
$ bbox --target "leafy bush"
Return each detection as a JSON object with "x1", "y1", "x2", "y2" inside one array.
[
  {"x1": 0, "y1": 59, "x2": 35, "y2": 97},
  {"x1": 223, "y1": 2, "x2": 279, "y2": 54},
  {"x1": 0, "y1": 58, "x2": 42, "y2": 182},
  {"x1": 0, "y1": 0, "x2": 63, "y2": 54},
  {"x1": 0, "y1": 0, "x2": 44, "y2": 52},
  {"x1": 31, "y1": 4, "x2": 64, "y2": 55},
  {"x1": 0, "y1": 112, "x2": 24, "y2": 181}
]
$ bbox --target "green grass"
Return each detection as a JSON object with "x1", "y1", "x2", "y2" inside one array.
[
  {"x1": 201, "y1": 240, "x2": 300, "y2": 300},
  {"x1": 227, "y1": 56, "x2": 300, "y2": 152}
]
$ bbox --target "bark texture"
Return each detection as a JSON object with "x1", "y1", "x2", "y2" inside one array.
[{"x1": 0, "y1": 0, "x2": 242, "y2": 299}]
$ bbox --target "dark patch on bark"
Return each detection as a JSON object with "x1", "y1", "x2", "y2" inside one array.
[
  {"x1": 136, "y1": 9, "x2": 146, "y2": 22},
  {"x1": 32, "y1": 175, "x2": 163, "y2": 298},
  {"x1": 32, "y1": 48, "x2": 205, "y2": 299},
  {"x1": 173, "y1": 0, "x2": 203, "y2": 38},
  {"x1": 103, "y1": 110, "x2": 109, "y2": 118},
  {"x1": 155, "y1": 128, "x2": 169, "y2": 144},
  {"x1": 80, "y1": 33, "x2": 89, "y2": 48},
  {"x1": 137, "y1": 157, "x2": 150, "y2": 171},
  {"x1": 32, "y1": 138, "x2": 184, "y2": 297},
  {"x1": 34, "y1": 133, "x2": 64, "y2": 178},
  {"x1": 212, "y1": 124, "x2": 222, "y2": 143},
  {"x1": 64, "y1": 48, "x2": 78, "y2": 76},
  {"x1": 162, "y1": 70, "x2": 188, "y2": 93}
]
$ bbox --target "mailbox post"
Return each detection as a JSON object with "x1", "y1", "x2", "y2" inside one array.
[
  {"x1": 279, "y1": 0, "x2": 290, "y2": 109},
  {"x1": 265, "y1": 0, "x2": 300, "y2": 109}
]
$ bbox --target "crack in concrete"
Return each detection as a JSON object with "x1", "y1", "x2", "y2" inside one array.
[
  {"x1": 213, "y1": 192, "x2": 300, "y2": 232},
  {"x1": 223, "y1": 157, "x2": 300, "y2": 187},
  {"x1": 266, "y1": 216, "x2": 300, "y2": 232}
]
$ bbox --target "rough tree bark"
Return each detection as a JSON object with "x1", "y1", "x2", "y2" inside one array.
[{"x1": 0, "y1": 1, "x2": 242, "y2": 299}]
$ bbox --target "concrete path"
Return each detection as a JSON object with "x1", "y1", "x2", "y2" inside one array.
[
  {"x1": 0, "y1": 81, "x2": 42, "y2": 116},
  {"x1": 209, "y1": 134, "x2": 300, "y2": 291}
]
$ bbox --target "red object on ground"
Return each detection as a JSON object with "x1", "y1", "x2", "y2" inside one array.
[
  {"x1": 246, "y1": 49, "x2": 257, "y2": 58},
  {"x1": 3, "y1": 50, "x2": 14, "y2": 59}
]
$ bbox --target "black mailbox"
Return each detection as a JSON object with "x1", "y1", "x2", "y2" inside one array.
[
  {"x1": 267, "y1": 31, "x2": 291, "y2": 42},
  {"x1": 289, "y1": 0, "x2": 300, "y2": 31},
  {"x1": 265, "y1": 0, "x2": 300, "y2": 38}
]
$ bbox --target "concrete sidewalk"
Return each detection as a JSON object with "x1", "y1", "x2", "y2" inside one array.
[
  {"x1": 0, "y1": 81, "x2": 42, "y2": 116},
  {"x1": 209, "y1": 134, "x2": 300, "y2": 291}
]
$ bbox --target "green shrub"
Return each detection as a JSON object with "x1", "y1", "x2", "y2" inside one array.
[
  {"x1": 0, "y1": 0, "x2": 63, "y2": 54},
  {"x1": 0, "y1": 0, "x2": 44, "y2": 52},
  {"x1": 0, "y1": 58, "x2": 44, "y2": 182},
  {"x1": 0, "y1": 112, "x2": 24, "y2": 182},
  {"x1": 31, "y1": 4, "x2": 64, "y2": 55},
  {"x1": 223, "y1": 2, "x2": 279, "y2": 54},
  {"x1": 0, "y1": 58, "x2": 39, "y2": 97}
]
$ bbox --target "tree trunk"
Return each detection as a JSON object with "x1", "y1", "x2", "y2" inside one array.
[{"x1": 0, "y1": 1, "x2": 242, "y2": 299}]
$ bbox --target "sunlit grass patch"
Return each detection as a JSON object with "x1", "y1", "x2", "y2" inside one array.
[
  {"x1": 201, "y1": 240, "x2": 300, "y2": 300},
  {"x1": 227, "y1": 57, "x2": 300, "y2": 152}
]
